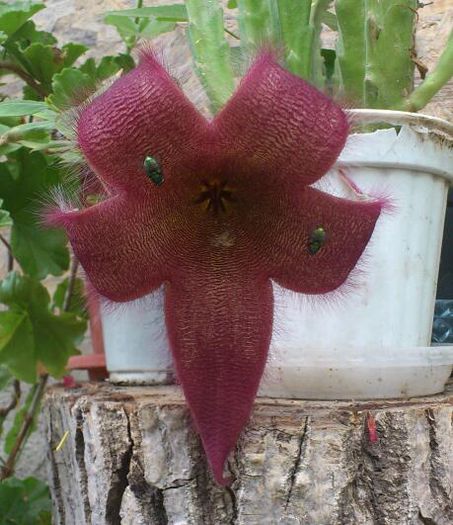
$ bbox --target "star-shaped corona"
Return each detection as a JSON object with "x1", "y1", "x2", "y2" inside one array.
[{"x1": 49, "y1": 50, "x2": 383, "y2": 485}]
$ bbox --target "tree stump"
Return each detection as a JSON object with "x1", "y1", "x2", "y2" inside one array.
[{"x1": 43, "y1": 382, "x2": 453, "y2": 525}]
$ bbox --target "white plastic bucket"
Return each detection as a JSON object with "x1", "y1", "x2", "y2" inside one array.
[
  {"x1": 103, "y1": 288, "x2": 173, "y2": 385},
  {"x1": 103, "y1": 111, "x2": 453, "y2": 399}
]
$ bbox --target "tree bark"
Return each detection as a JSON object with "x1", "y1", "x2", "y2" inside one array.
[{"x1": 43, "y1": 382, "x2": 453, "y2": 525}]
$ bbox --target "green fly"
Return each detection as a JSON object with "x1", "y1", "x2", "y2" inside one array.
[
  {"x1": 143, "y1": 155, "x2": 164, "y2": 186},
  {"x1": 308, "y1": 226, "x2": 326, "y2": 255}
]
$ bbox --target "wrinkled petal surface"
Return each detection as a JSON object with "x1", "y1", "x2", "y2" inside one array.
[
  {"x1": 165, "y1": 268, "x2": 272, "y2": 485},
  {"x1": 213, "y1": 53, "x2": 349, "y2": 186},
  {"x1": 77, "y1": 51, "x2": 208, "y2": 192},
  {"x1": 258, "y1": 186, "x2": 382, "y2": 293},
  {"x1": 49, "y1": 196, "x2": 169, "y2": 302},
  {"x1": 52, "y1": 51, "x2": 384, "y2": 485}
]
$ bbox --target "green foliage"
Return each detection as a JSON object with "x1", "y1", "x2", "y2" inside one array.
[
  {"x1": 0, "y1": 309, "x2": 34, "y2": 383},
  {"x1": 105, "y1": 14, "x2": 176, "y2": 49},
  {"x1": 106, "y1": 4, "x2": 188, "y2": 21},
  {"x1": 47, "y1": 68, "x2": 94, "y2": 110},
  {"x1": 104, "y1": 0, "x2": 452, "y2": 111},
  {"x1": 185, "y1": 0, "x2": 235, "y2": 111},
  {"x1": 0, "y1": 2, "x2": 44, "y2": 37},
  {"x1": 52, "y1": 277, "x2": 88, "y2": 319},
  {"x1": 0, "y1": 150, "x2": 69, "y2": 278},
  {"x1": 0, "y1": 0, "x2": 172, "y2": 496},
  {"x1": 0, "y1": 476, "x2": 52, "y2": 525},
  {"x1": 0, "y1": 100, "x2": 49, "y2": 117},
  {"x1": 0, "y1": 364, "x2": 12, "y2": 390},
  {"x1": 105, "y1": 4, "x2": 186, "y2": 51},
  {"x1": 80, "y1": 54, "x2": 135, "y2": 82},
  {"x1": 0, "y1": 272, "x2": 85, "y2": 383},
  {"x1": 277, "y1": 0, "x2": 312, "y2": 79},
  {"x1": 0, "y1": 200, "x2": 12, "y2": 228}
]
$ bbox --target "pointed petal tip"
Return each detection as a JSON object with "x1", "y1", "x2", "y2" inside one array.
[
  {"x1": 137, "y1": 44, "x2": 165, "y2": 70},
  {"x1": 41, "y1": 206, "x2": 72, "y2": 229},
  {"x1": 207, "y1": 448, "x2": 234, "y2": 486},
  {"x1": 338, "y1": 171, "x2": 395, "y2": 217}
]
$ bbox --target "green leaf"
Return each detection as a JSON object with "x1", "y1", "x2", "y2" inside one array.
[
  {"x1": 20, "y1": 43, "x2": 87, "y2": 95},
  {"x1": 5, "y1": 20, "x2": 56, "y2": 49},
  {"x1": 106, "y1": 4, "x2": 188, "y2": 21},
  {"x1": 33, "y1": 311, "x2": 85, "y2": 377},
  {"x1": 11, "y1": 221, "x2": 69, "y2": 277},
  {"x1": 104, "y1": 14, "x2": 138, "y2": 44},
  {"x1": 0, "y1": 363, "x2": 12, "y2": 390},
  {"x1": 61, "y1": 42, "x2": 88, "y2": 67},
  {"x1": 0, "y1": 271, "x2": 48, "y2": 311},
  {"x1": 52, "y1": 277, "x2": 87, "y2": 318},
  {"x1": 0, "y1": 120, "x2": 54, "y2": 152},
  {"x1": 105, "y1": 13, "x2": 175, "y2": 43},
  {"x1": 81, "y1": 55, "x2": 123, "y2": 82},
  {"x1": 0, "y1": 123, "x2": 22, "y2": 155},
  {"x1": 140, "y1": 18, "x2": 176, "y2": 39},
  {"x1": 0, "y1": 310, "x2": 35, "y2": 383},
  {"x1": 22, "y1": 43, "x2": 62, "y2": 88},
  {"x1": 47, "y1": 68, "x2": 94, "y2": 110},
  {"x1": 0, "y1": 198, "x2": 12, "y2": 227},
  {"x1": 0, "y1": 1, "x2": 44, "y2": 37},
  {"x1": 227, "y1": 0, "x2": 238, "y2": 8},
  {"x1": 0, "y1": 273, "x2": 85, "y2": 381},
  {"x1": 95, "y1": 56, "x2": 122, "y2": 79},
  {"x1": 0, "y1": 476, "x2": 52, "y2": 525},
  {"x1": 0, "y1": 116, "x2": 21, "y2": 127},
  {"x1": 0, "y1": 149, "x2": 69, "y2": 278},
  {"x1": 0, "y1": 100, "x2": 48, "y2": 117}
]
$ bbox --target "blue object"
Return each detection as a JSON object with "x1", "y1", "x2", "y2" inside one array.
[{"x1": 432, "y1": 300, "x2": 453, "y2": 344}]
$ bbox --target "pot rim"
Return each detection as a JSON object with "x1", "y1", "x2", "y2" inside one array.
[{"x1": 346, "y1": 109, "x2": 453, "y2": 139}]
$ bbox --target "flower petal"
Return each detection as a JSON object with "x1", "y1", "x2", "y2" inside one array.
[
  {"x1": 165, "y1": 270, "x2": 273, "y2": 485},
  {"x1": 260, "y1": 187, "x2": 382, "y2": 293},
  {"x1": 48, "y1": 196, "x2": 168, "y2": 302},
  {"x1": 77, "y1": 51, "x2": 208, "y2": 192},
  {"x1": 213, "y1": 53, "x2": 348, "y2": 186}
]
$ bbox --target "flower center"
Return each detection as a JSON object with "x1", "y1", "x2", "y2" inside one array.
[{"x1": 195, "y1": 180, "x2": 234, "y2": 215}]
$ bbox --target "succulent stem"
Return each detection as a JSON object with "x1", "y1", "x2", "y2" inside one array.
[
  {"x1": 335, "y1": 0, "x2": 366, "y2": 104},
  {"x1": 400, "y1": 28, "x2": 453, "y2": 113},
  {"x1": 185, "y1": 0, "x2": 235, "y2": 111},
  {"x1": 309, "y1": 0, "x2": 332, "y2": 89},
  {"x1": 335, "y1": 0, "x2": 417, "y2": 108},
  {"x1": 277, "y1": 0, "x2": 312, "y2": 79},
  {"x1": 236, "y1": 0, "x2": 280, "y2": 56}
]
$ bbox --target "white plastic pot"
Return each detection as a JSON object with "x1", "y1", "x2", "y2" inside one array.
[
  {"x1": 103, "y1": 110, "x2": 453, "y2": 399},
  {"x1": 103, "y1": 289, "x2": 173, "y2": 385}
]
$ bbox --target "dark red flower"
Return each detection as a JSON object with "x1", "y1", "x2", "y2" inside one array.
[{"x1": 50, "y1": 51, "x2": 382, "y2": 485}]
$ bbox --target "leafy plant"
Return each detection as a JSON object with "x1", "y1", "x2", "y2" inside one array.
[
  {"x1": 0, "y1": 0, "x2": 142, "y2": 510},
  {"x1": 0, "y1": 476, "x2": 51, "y2": 525}
]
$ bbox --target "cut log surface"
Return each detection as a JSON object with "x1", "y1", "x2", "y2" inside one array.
[{"x1": 43, "y1": 382, "x2": 453, "y2": 525}]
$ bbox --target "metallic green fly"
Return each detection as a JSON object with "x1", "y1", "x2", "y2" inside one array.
[
  {"x1": 143, "y1": 155, "x2": 164, "y2": 186},
  {"x1": 308, "y1": 226, "x2": 326, "y2": 255}
]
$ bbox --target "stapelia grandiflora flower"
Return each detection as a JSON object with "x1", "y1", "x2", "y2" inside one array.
[{"x1": 49, "y1": 50, "x2": 383, "y2": 485}]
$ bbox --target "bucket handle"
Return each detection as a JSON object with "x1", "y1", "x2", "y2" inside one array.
[{"x1": 347, "y1": 109, "x2": 453, "y2": 139}]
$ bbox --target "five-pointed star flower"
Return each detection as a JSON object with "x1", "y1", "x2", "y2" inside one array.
[{"x1": 50, "y1": 50, "x2": 383, "y2": 485}]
